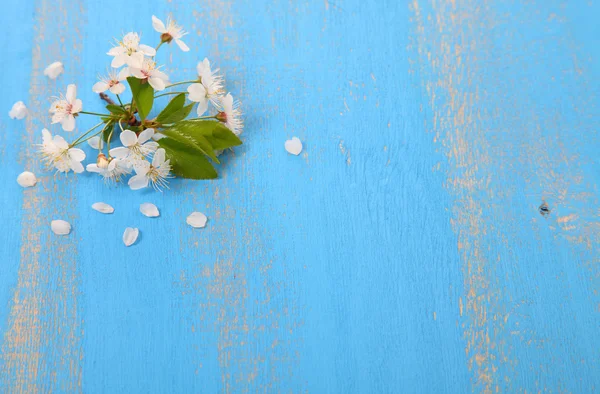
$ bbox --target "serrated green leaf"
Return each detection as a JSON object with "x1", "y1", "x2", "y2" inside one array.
[
  {"x1": 160, "y1": 126, "x2": 219, "y2": 164},
  {"x1": 106, "y1": 104, "x2": 126, "y2": 115},
  {"x1": 156, "y1": 94, "x2": 185, "y2": 122},
  {"x1": 158, "y1": 103, "x2": 194, "y2": 125},
  {"x1": 168, "y1": 120, "x2": 242, "y2": 151},
  {"x1": 158, "y1": 137, "x2": 217, "y2": 179},
  {"x1": 127, "y1": 77, "x2": 153, "y2": 121}
]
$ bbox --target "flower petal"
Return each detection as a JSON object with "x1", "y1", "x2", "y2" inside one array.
[
  {"x1": 66, "y1": 84, "x2": 77, "y2": 103},
  {"x1": 120, "y1": 130, "x2": 138, "y2": 147},
  {"x1": 87, "y1": 136, "x2": 104, "y2": 149},
  {"x1": 128, "y1": 174, "x2": 149, "y2": 190},
  {"x1": 111, "y1": 55, "x2": 126, "y2": 68},
  {"x1": 152, "y1": 15, "x2": 167, "y2": 33},
  {"x1": 175, "y1": 39, "x2": 190, "y2": 52},
  {"x1": 117, "y1": 67, "x2": 130, "y2": 80},
  {"x1": 68, "y1": 148, "x2": 86, "y2": 162},
  {"x1": 92, "y1": 202, "x2": 114, "y2": 214},
  {"x1": 139, "y1": 44, "x2": 156, "y2": 56},
  {"x1": 138, "y1": 128, "x2": 154, "y2": 144},
  {"x1": 109, "y1": 147, "x2": 129, "y2": 159},
  {"x1": 123, "y1": 227, "x2": 139, "y2": 246},
  {"x1": 152, "y1": 148, "x2": 166, "y2": 166},
  {"x1": 86, "y1": 164, "x2": 101, "y2": 173},
  {"x1": 187, "y1": 83, "x2": 206, "y2": 102},
  {"x1": 92, "y1": 81, "x2": 109, "y2": 93},
  {"x1": 43, "y1": 61, "x2": 64, "y2": 79},
  {"x1": 148, "y1": 77, "x2": 166, "y2": 91},
  {"x1": 70, "y1": 159, "x2": 84, "y2": 173},
  {"x1": 110, "y1": 83, "x2": 126, "y2": 95},
  {"x1": 186, "y1": 212, "x2": 208, "y2": 228},
  {"x1": 128, "y1": 52, "x2": 144, "y2": 68},
  {"x1": 196, "y1": 99, "x2": 208, "y2": 116},
  {"x1": 51, "y1": 219, "x2": 71, "y2": 235},
  {"x1": 17, "y1": 171, "x2": 37, "y2": 187},
  {"x1": 151, "y1": 132, "x2": 166, "y2": 141},
  {"x1": 284, "y1": 137, "x2": 303, "y2": 156},
  {"x1": 9, "y1": 101, "x2": 27, "y2": 119},
  {"x1": 140, "y1": 202, "x2": 160, "y2": 217},
  {"x1": 61, "y1": 115, "x2": 75, "y2": 131}
]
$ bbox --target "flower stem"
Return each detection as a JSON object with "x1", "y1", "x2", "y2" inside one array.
[
  {"x1": 79, "y1": 110, "x2": 111, "y2": 117},
  {"x1": 116, "y1": 94, "x2": 126, "y2": 109},
  {"x1": 154, "y1": 91, "x2": 187, "y2": 99},
  {"x1": 165, "y1": 80, "x2": 198, "y2": 89},
  {"x1": 186, "y1": 116, "x2": 218, "y2": 121},
  {"x1": 70, "y1": 122, "x2": 104, "y2": 146}
]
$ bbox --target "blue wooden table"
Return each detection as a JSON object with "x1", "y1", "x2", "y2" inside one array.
[{"x1": 1, "y1": 0, "x2": 599, "y2": 392}]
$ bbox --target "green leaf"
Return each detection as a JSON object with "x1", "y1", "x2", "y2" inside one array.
[
  {"x1": 156, "y1": 94, "x2": 185, "y2": 122},
  {"x1": 127, "y1": 77, "x2": 153, "y2": 121},
  {"x1": 169, "y1": 120, "x2": 242, "y2": 150},
  {"x1": 158, "y1": 103, "x2": 194, "y2": 125},
  {"x1": 158, "y1": 137, "x2": 218, "y2": 180},
  {"x1": 160, "y1": 126, "x2": 219, "y2": 164},
  {"x1": 106, "y1": 104, "x2": 126, "y2": 115}
]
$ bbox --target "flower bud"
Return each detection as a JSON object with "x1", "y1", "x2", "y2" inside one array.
[
  {"x1": 97, "y1": 153, "x2": 110, "y2": 169},
  {"x1": 216, "y1": 111, "x2": 228, "y2": 123},
  {"x1": 160, "y1": 33, "x2": 173, "y2": 43}
]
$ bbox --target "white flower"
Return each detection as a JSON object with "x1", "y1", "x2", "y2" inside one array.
[
  {"x1": 51, "y1": 220, "x2": 71, "y2": 235},
  {"x1": 108, "y1": 32, "x2": 156, "y2": 69},
  {"x1": 152, "y1": 15, "x2": 189, "y2": 52},
  {"x1": 109, "y1": 128, "x2": 158, "y2": 164},
  {"x1": 44, "y1": 61, "x2": 64, "y2": 79},
  {"x1": 17, "y1": 171, "x2": 37, "y2": 187},
  {"x1": 187, "y1": 58, "x2": 224, "y2": 115},
  {"x1": 128, "y1": 148, "x2": 172, "y2": 191},
  {"x1": 9, "y1": 101, "x2": 27, "y2": 119},
  {"x1": 92, "y1": 68, "x2": 129, "y2": 95},
  {"x1": 129, "y1": 58, "x2": 169, "y2": 91},
  {"x1": 123, "y1": 227, "x2": 139, "y2": 246},
  {"x1": 49, "y1": 84, "x2": 82, "y2": 131},
  {"x1": 215, "y1": 93, "x2": 243, "y2": 135},
  {"x1": 39, "y1": 128, "x2": 86, "y2": 173},
  {"x1": 86, "y1": 154, "x2": 131, "y2": 183}
]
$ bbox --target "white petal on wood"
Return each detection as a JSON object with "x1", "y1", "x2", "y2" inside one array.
[
  {"x1": 17, "y1": 171, "x2": 37, "y2": 187},
  {"x1": 140, "y1": 203, "x2": 160, "y2": 217},
  {"x1": 51, "y1": 220, "x2": 71, "y2": 235},
  {"x1": 92, "y1": 202, "x2": 114, "y2": 214},
  {"x1": 123, "y1": 227, "x2": 139, "y2": 246},
  {"x1": 284, "y1": 137, "x2": 303, "y2": 155},
  {"x1": 186, "y1": 212, "x2": 208, "y2": 228}
]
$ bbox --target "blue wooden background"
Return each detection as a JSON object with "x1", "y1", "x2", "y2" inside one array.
[{"x1": 1, "y1": 0, "x2": 599, "y2": 392}]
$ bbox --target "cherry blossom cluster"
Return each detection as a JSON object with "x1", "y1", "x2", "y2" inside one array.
[{"x1": 37, "y1": 15, "x2": 243, "y2": 191}]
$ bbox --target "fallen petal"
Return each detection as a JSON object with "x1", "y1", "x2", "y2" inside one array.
[
  {"x1": 92, "y1": 202, "x2": 114, "y2": 214},
  {"x1": 9, "y1": 101, "x2": 27, "y2": 120},
  {"x1": 51, "y1": 220, "x2": 71, "y2": 235},
  {"x1": 284, "y1": 137, "x2": 303, "y2": 155},
  {"x1": 186, "y1": 212, "x2": 207, "y2": 228},
  {"x1": 140, "y1": 203, "x2": 160, "y2": 217},
  {"x1": 123, "y1": 227, "x2": 139, "y2": 246},
  {"x1": 44, "y1": 61, "x2": 64, "y2": 79},
  {"x1": 17, "y1": 171, "x2": 37, "y2": 187}
]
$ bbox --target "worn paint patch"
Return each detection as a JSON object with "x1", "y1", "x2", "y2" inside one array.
[{"x1": 0, "y1": 0, "x2": 83, "y2": 391}]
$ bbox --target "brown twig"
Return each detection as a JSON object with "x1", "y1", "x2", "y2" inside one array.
[{"x1": 99, "y1": 92, "x2": 115, "y2": 105}]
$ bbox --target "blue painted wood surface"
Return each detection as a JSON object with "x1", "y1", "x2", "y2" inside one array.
[{"x1": 1, "y1": 0, "x2": 599, "y2": 392}]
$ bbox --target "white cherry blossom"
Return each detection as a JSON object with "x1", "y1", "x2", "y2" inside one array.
[
  {"x1": 128, "y1": 148, "x2": 172, "y2": 191},
  {"x1": 92, "y1": 68, "x2": 129, "y2": 95},
  {"x1": 130, "y1": 58, "x2": 169, "y2": 91},
  {"x1": 44, "y1": 61, "x2": 64, "y2": 79},
  {"x1": 49, "y1": 84, "x2": 82, "y2": 131},
  {"x1": 86, "y1": 154, "x2": 131, "y2": 183},
  {"x1": 9, "y1": 101, "x2": 27, "y2": 119},
  {"x1": 152, "y1": 15, "x2": 189, "y2": 52},
  {"x1": 39, "y1": 128, "x2": 86, "y2": 173},
  {"x1": 108, "y1": 32, "x2": 156, "y2": 69},
  {"x1": 109, "y1": 128, "x2": 158, "y2": 164},
  {"x1": 215, "y1": 93, "x2": 243, "y2": 136},
  {"x1": 187, "y1": 58, "x2": 223, "y2": 115}
]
